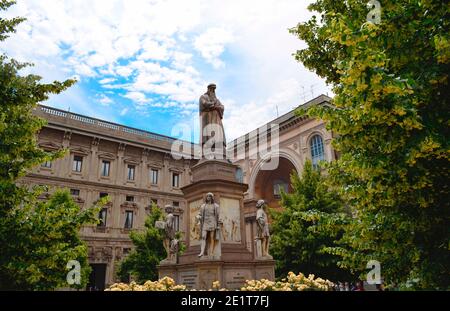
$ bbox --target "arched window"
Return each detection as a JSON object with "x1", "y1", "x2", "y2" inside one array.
[
  {"x1": 273, "y1": 179, "x2": 289, "y2": 197},
  {"x1": 310, "y1": 135, "x2": 325, "y2": 168}
]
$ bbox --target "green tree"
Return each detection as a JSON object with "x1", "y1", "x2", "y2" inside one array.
[
  {"x1": 0, "y1": 0, "x2": 102, "y2": 290},
  {"x1": 291, "y1": 0, "x2": 449, "y2": 289},
  {"x1": 2, "y1": 189, "x2": 103, "y2": 290},
  {"x1": 271, "y1": 161, "x2": 352, "y2": 282},
  {"x1": 117, "y1": 205, "x2": 174, "y2": 283}
]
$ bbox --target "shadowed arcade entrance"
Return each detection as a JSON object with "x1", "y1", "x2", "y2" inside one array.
[
  {"x1": 87, "y1": 264, "x2": 106, "y2": 291},
  {"x1": 253, "y1": 157, "x2": 297, "y2": 210}
]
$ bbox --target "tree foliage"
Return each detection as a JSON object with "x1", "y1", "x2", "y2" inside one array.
[
  {"x1": 116, "y1": 205, "x2": 167, "y2": 283},
  {"x1": 271, "y1": 161, "x2": 353, "y2": 282},
  {"x1": 291, "y1": 0, "x2": 449, "y2": 289},
  {"x1": 0, "y1": 0, "x2": 100, "y2": 290},
  {"x1": 1, "y1": 189, "x2": 103, "y2": 290}
]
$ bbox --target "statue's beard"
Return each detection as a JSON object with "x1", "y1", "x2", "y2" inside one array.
[{"x1": 208, "y1": 91, "x2": 217, "y2": 99}]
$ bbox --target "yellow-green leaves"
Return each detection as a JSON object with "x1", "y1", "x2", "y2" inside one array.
[{"x1": 291, "y1": 0, "x2": 450, "y2": 289}]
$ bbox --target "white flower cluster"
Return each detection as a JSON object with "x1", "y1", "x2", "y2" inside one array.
[{"x1": 105, "y1": 272, "x2": 334, "y2": 291}]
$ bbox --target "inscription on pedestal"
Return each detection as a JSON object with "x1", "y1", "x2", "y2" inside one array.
[
  {"x1": 224, "y1": 270, "x2": 252, "y2": 289},
  {"x1": 180, "y1": 271, "x2": 198, "y2": 289}
]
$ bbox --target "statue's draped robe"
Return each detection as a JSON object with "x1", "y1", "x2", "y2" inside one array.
[
  {"x1": 199, "y1": 93, "x2": 226, "y2": 159},
  {"x1": 256, "y1": 208, "x2": 270, "y2": 238},
  {"x1": 164, "y1": 213, "x2": 176, "y2": 240},
  {"x1": 198, "y1": 202, "x2": 220, "y2": 241}
]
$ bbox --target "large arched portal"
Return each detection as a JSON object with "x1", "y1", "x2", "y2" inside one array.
[{"x1": 253, "y1": 157, "x2": 298, "y2": 210}]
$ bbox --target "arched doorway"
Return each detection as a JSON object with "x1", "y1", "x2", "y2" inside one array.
[{"x1": 253, "y1": 157, "x2": 297, "y2": 210}]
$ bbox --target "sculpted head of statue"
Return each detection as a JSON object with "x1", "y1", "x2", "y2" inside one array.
[
  {"x1": 164, "y1": 204, "x2": 174, "y2": 214},
  {"x1": 256, "y1": 200, "x2": 266, "y2": 209},
  {"x1": 206, "y1": 83, "x2": 217, "y2": 97},
  {"x1": 205, "y1": 192, "x2": 215, "y2": 204}
]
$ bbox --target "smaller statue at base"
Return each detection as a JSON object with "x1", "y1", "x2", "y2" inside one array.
[
  {"x1": 198, "y1": 192, "x2": 222, "y2": 259},
  {"x1": 159, "y1": 204, "x2": 178, "y2": 264},
  {"x1": 255, "y1": 200, "x2": 272, "y2": 259}
]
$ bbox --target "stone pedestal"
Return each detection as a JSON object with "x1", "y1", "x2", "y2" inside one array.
[
  {"x1": 158, "y1": 159, "x2": 275, "y2": 289},
  {"x1": 255, "y1": 238, "x2": 273, "y2": 260},
  {"x1": 158, "y1": 260, "x2": 275, "y2": 290}
]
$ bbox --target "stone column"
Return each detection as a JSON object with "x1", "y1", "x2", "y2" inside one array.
[
  {"x1": 140, "y1": 149, "x2": 149, "y2": 189},
  {"x1": 61, "y1": 131, "x2": 72, "y2": 177},
  {"x1": 117, "y1": 143, "x2": 126, "y2": 186},
  {"x1": 89, "y1": 137, "x2": 100, "y2": 182},
  {"x1": 162, "y1": 153, "x2": 171, "y2": 192},
  {"x1": 183, "y1": 160, "x2": 191, "y2": 187}
]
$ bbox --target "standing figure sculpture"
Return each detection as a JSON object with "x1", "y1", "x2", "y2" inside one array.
[
  {"x1": 199, "y1": 84, "x2": 227, "y2": 160},
  {"x1": 255, "y1": 200, "x2": 272, "y2": 259},
  {"x1": 198, "y1": 193, "x2": 221, "y2": 258},
  {"x1": 163, "y1": 205, "x2": 177, "y2": 262}
]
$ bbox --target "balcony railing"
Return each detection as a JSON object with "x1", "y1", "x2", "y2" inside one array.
[{"x1": 38, "y1": 105, "x2": 188, "y2": 145}]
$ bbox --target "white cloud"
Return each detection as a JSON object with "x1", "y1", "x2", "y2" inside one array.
[
  {"x1": 123, "y1": 91, "x2": 148, "y2": 104},
  {"x1": 194, "y1": 27, "x2": 234, "y2": 69},
  {"x1": 223, "y1": 79, "x2": 304, "y2": 140},
  {"x1": 99, "y1": 78, "x2": 116, "y2": 84},
  {"x1": 115, "y1": 65, "x2": 135, "y2": 78},
  {"x1": 98, "y1": 94, "x2": 114, "y2": 106},
  {"x1": 138, "y1": 39, "x2": 170, "y2": 61},
  {"x1": 120, "y1": 107, "x2": 129, "y2": 116},
  {"x1": 1, "y1": 0, "x2": 330, "y2": 139}
]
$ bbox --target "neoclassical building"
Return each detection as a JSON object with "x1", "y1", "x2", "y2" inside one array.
[{"x1": 23, "y1": 94, "x2": 334, "y2": 289}]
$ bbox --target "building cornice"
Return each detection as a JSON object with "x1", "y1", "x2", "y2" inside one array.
[
  {"x1": 22, "y1": 174, "x2": 186, "y2": 198},
  {"x1": 35, "y1": 105, "x2": 198, "y2": 158}
]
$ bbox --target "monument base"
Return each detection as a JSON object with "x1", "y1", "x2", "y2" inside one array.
[
  {"x1": 159, "y1": 258, "x2": 177, "y2": 265},
  {"x1": 158, "y1": 158, "x2": 275, "y2": 290},
  {"x1": 158, "y1": 259, "x2": 275, "y2": 290}
]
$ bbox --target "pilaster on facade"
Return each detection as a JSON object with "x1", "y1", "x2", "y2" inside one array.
[
  {"x1": 89, "y1": 137, "x2": 101, "y2": 183},
  {"x1": 61, "y1": 130, "x2": 72, "y2": 177},
  {"x1": 162, "y1": 153, "x2": 171, "y2": 192},
  {"x1": 140, "y1": 149, "x2": 150, "y2": 189},
  {"x1": 117, "y1": 143, "x2": 127, "y2": 186}
]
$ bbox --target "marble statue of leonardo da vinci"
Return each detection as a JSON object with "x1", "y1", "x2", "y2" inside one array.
[{"x1": 199, "y1": 84, "x2": 226, "y2": 160}]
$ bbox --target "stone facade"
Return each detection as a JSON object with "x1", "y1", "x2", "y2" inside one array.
[
  {"x1": 23, "y1": 94, "x2": 334, "y2": 289},
  {"x1": 23, "y1": 105, "x2": 196, "y2": 289}
]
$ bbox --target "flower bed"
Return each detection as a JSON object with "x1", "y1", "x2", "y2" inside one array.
[{"x1": 105, "y1": 272, "x2": 334, "y2": 291}]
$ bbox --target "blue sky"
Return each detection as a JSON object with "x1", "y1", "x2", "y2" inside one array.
[{"x1": 1, "y1": 0, "x2": 330, "y2": 142}]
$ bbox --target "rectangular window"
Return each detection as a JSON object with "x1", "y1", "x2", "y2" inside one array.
[
  {"x1": 173, "y1": 201, "x2": 179, "y2": 208},
  {"x1": 70, "y1": 189, "x2": 80, "y2": 196},
  {"x1": 150, "y1": 169, "x2": 159, "y2": 185},
  {"x1": 41, "y1": 160, "x2": 52, "y2": 168},
  {"x1": 172, "y1": 173, "x2": 180, "y2": 188},
  {"x1": 126, "y1": 195, "x2": 134, "y2": 202},
  {"x1": 73, "y1": 155, "x2": 83, "y2": 172},
  {"x1": 98, "y1": 208, "x2": 107, "y2": 227},
  {"x1": 124, "y1": 211, "x2": 133, "y2": 229},
  {"x1": 127, "y1": 165, "x2": 135, "y2": 181},
  {"x1": 99, "y1": 192, "x2": 108, "y2": 199},
  {"x1": 173, "y1": 215, "x2": 180, "y2": 232},
  {"x1": 101, "y1": 160, "x2": 110, "y2": 177}
]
